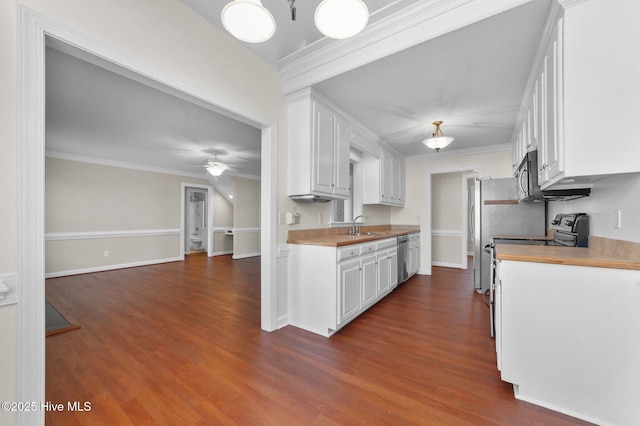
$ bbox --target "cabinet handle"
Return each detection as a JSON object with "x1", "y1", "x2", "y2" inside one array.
[
  {"x1": 349, "y1": 251, "x2": 354, "y2": 255},
  {"x1": 540, "y1": 163, "x2": 548, "y2": 171}
]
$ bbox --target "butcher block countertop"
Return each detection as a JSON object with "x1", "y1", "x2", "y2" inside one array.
[
  {"x1": 287, "y1": 225, "x2": 420, "y2": 247},
  {"x1": 496, "y1": 236, "x2": 640, "y2": 271}
]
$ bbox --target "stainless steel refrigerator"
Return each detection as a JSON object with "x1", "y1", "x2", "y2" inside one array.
[{"x1": 472, "y1": 177, "x2": 545, "y2": 294}]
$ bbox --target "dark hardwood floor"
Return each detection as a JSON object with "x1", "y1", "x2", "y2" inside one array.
[{"x1": 45, "y1": 254, "x2": 589, "y2": 425}]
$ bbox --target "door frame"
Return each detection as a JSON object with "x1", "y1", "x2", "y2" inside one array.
[
  {"x1": 425, "y1": 167, "x2": 482, "y2": 274},
  {"x1": 17, "y1": 8, "x2": 278, "y2": 424},
  {"x1": 181, "y1": 184, "x2": 215, "y2": 258}
]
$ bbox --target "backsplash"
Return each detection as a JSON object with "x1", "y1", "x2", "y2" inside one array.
[{"x1": 548, "y1": 173, "x2": 640, "y2": 243}]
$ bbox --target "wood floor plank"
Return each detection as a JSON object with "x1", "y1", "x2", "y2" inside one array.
[{"x1": 45, "y1": 254, "x2": 591, "y2": 425}]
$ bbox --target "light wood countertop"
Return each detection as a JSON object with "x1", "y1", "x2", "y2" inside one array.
[
  {"x1": 496, "y1": 237, "x2": 640, "y2": 271},
  {"x1": 287, "y1": 225, "x2": 420, "y2": 247}
]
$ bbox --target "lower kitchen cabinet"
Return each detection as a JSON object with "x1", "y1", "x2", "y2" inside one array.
[
  {"x1": 408, "y1": 233, "x2": 420, "y2": 276},
  {"x1": 288, "y1": 238, "x2": 399, "y2": 337},
  {"x1": 496, "y1": 259, "x2": 640, "y2": 425}
]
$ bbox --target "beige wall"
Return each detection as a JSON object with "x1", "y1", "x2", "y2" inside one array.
[
  {"x1": 45, "y1": 157, "x2": 210, "y2": 275},
  {"x1": 212, "y1": 187, "x2": 234, "y2": 255},
  {"x1": 432, "y1": 172, "x2": 464, "y2": 266},
  {"x1": 392, "y1": 150, "x2": 513, "y2": 226},
  {"x1": 392, "y1": 150, "x2": 513, "y2": 271},
  {"x1": 232, "y1": 176, "x2": 261, "y2": 258},
  {"x1": 2, "y1": 0, "x2": 287, "y2": 417}
]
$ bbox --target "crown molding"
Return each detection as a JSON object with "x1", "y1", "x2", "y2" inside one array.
[
  {"x1": 45, "y1": 150, "x2": 261, "y2": 181},
  {"x1": 280, "y1": 0, "x2": 533, "y2": 95},
  {"x1": 406, "y1": 143, "x2": 512, "y2": 162}
]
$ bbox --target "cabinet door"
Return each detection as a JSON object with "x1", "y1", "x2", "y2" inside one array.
[
  {"x1": 540, "y1": 22, "x2": 564, "y2": 185},
  {"x1": 380, "y1": 148, "x2": 394, "y2": 203},
  {"x1": 388, "y1": 248, "x2": 398, "y2": 289},
  {"x1": 377, "y1": 252, "x2": 390, "y2": 295},
  {"x1": 408, "y1": 240, "x2": 420, "y2": 276},
  {"x1": 393, "y1": 155, "x2": 405, "y2": 205},
  {"x1": 338, "y1": 259, "x2": 360, "y2": 324},
  {"x1": 312, "y1": 101, "x2": 336, "y2": 195},
  {"x1": 361, "y1": 255, "x2": 378, "y2": 308},
  {"x1": 334, "y1": 116, "x2": 352, "y2": 197}
]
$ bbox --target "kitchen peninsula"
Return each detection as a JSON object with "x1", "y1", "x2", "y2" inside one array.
[
  {"x1": 494, "y1": 237, "x2": 640, "y2": 425},
  {"x1": 287, "y1": 225, "x2": 420, "y2": 337}
]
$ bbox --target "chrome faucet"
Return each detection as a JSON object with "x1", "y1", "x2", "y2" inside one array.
[{"x1": 351, "y1": 214, "x2": 366, "y2": 235}]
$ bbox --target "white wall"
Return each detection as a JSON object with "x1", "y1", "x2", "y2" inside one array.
[
  {"x1": 2, "y1": 0, "x2": 287, "y2": 421},
  {"x1": 549, "y1": 173, "x2": 640, "y2": 243}
]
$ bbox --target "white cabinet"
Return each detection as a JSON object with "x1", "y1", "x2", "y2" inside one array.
[
  {"x1": 287, "y1": 89, "x2": 351, "y2": 200},
  {"x1": 512, "y1": 0, "x2": 640, "y2": 186},
  {"x1": 377, "y1": 243, "x2": 398, "y2": 296},
  {"x1": 496, "y1": 259, "x2": 640, "y2": 425},
  {"x1": 288, "y1": 237, "x2": 399, "y2": 337},
  {"x1": 407, "y1": 233, "x2": 420, "y2": 276},
  {"x1": 360, "y1": 254, "x2": 378, "y2": 310},
  {"x1": 538, "y1": 19, "x2": 563, "y2": 186},
  {"x1": 363, "y1": 146, "x2": 406, "y2": 206},
  {"x1": 337, "y1": 258, "x2": 361, "y2": 325}
]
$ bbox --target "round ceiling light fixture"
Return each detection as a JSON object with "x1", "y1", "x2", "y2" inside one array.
[
  {"x1": 221, "y1": 0, "x2": 276, "y2": 43},
  {"x1": 423, "y1": 121, "x2": 455, "y2": 153},
  {"x1": 314, "y1": 0, "x2": 369, "y2": 39}
]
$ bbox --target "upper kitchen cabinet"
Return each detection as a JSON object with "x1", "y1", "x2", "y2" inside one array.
[
  {"x1": 287, "y1": 89, "x2": 351, "y2": 200},
  {"x1": 363, "y1": 145, "x2": 405, "y2": 207},
  {"x1": 560, "y1": 0, "x2": 640, "y2": 182},
  {"x1": 511, "y1": 0, "x2": 640, "y2": 187}
]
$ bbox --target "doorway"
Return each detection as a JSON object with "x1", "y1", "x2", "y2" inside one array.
[
  {"x1": 183, "y1": 184, "x2": 215, "y2": 257},
  {"x1": 18, "y1": 10, "x2": 278, "y2": 421},
  {"x1": 426, "y1": 168, "x2": 480, "y2": 271}
]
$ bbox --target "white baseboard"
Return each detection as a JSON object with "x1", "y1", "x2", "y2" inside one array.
[
  {"x1": 232, "y1": 252, "x2": 261, "y2": 259},
  {"x1": 212, "y1": 250, "x2": 234, "y2": 256},
  {"x1": 432, "y1": 261, "x2": 464, "y2": 269},
  {"x1": 44, "y1": 257, "x2": 182, "y2": 278}
]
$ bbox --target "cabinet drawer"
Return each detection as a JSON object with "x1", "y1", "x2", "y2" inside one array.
[
  {"x1": 376, "y1": 238, "x2": 397, "y2": 251},
  {"x1": 337, "y1": 245, "x2": 361, "y2": 262},
  {"x1": 360, "y1": 243, "x2": 377, "y2": 255}
]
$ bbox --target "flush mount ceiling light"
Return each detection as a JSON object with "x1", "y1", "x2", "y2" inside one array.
[
  {"x1": 423, "y1": 121, "x2": 455, "y2": 153},
  {"x1": 315, "y1": 0, "x2": 369, "y2": 39},
  {"x1": 221, "y1": 0, "x2": 276, "y2": 43},
  {"x1": 221, "y1": 0, "x2": 369, "y2": 43}
]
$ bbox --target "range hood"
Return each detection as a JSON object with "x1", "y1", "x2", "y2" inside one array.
[{"x1": 289, "y1": 194, "x2": 333, "y2": 203}]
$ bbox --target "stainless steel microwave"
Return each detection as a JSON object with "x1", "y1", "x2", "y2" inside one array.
[{"x1": 517, "y1": 151, "x2": 590, "y2": 202}]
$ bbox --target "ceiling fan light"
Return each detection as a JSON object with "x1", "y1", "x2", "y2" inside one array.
[
  {"x1": 207, "y1": 162, "x2": 228, "y2": 177},
  {"x1": 221, "y1": 0, "x2": 276, "y2": 43},
  {"x1": 315, "y1": 0, "x2": 369, "y2": 39}
]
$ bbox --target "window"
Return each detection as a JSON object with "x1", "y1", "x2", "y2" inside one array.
[{"x1": 331, "y1": 150, "x2": 363, "y2": 226}]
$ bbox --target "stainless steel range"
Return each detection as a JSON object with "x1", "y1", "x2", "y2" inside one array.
[{"x1": 549, "y1": 213, "x2": 589, "y2": 247}]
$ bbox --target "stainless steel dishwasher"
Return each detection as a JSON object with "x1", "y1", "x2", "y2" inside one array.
[{"x1": 397, "y1": 235, "x2": 409, "y2": 284}]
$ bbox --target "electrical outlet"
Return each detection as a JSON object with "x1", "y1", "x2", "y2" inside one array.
[
  {"x1": 279, "y1": 212, "x2": 285, "y2": 225},
  {"x1": 318, "y1": 213, "x2": 323, "y2": 224},
  {"x1": 104, "y1": 250, "x2": 110, "y2": 257},
  {"x1": 614, "y1": 209, "x2": 622, "y2": 229}
]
